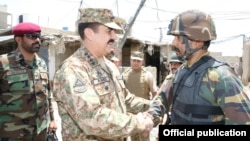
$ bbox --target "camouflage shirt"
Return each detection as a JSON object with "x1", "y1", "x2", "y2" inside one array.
[
  {"x1": 151, "y1": 53, "x2": 250, "y2": 125},
  {"x1": 53, "y1": 46, "x2": 150, "y2": 141},
  {"x1": 0, "y1": 49, "x2": 52, "y2": 139}
]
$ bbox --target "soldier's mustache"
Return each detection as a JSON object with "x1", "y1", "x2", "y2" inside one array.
[{"x1": 32, "y1": 42, "x2": 40, "y2": 46}]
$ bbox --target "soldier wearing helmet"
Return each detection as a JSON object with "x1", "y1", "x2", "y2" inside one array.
[
  {"x1": 149, "y1": 9, "x2": 250, "y2": 125},
  {"x1": 169, "y1": 52, "x2": 184, "y2": 74},
  {"x1": 167, "y1": 9, "x2": 217, "y2": 60},
  {"x1": 150, "y1": 52, "x2": 184, "y2": 125}
]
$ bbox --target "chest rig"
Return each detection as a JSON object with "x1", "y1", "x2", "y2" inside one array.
[{"x1": 171, "y1": 56, "x2": 227, "y2": 124}]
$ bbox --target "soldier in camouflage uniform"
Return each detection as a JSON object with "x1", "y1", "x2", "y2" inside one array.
[
  {"x1": 0, "y1": 22, "x2": 57, "y2": 140},
  {"x1": 153, "y1": 52, "x2": 184, "y2": 125},
  {"x1": 52, "y1": 8, "x2": 154, "y2": 141},
  {"x1": 122, "y1": 51, "x2": 158, "y2": 141},
  {"x1": 150, "y1": 9, "x2": 250, "y2": 125}
]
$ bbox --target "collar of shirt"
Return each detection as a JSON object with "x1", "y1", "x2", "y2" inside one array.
[{"x1": 186, "y1": 52, "x2": 210, "y2": 68}]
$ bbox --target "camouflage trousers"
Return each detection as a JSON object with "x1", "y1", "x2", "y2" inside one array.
[{"x1": 0, "y1": 129, "x2": 47, "y2": 141}]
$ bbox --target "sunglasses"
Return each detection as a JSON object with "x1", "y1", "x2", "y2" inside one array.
[{"x1": 23, "y1": 33, "x2": 41, "y2": 39}]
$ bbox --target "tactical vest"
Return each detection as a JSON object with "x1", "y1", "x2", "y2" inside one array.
[
  {"x1": 122, "y1": 68, "x2": 150, "y2": 99},
  {"x1": 171, "y1": 56, "x2": 226, "y2": 125}
]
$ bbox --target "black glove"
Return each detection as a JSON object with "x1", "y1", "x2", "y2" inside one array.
[
  {"x1": 147, "y1": 101, "x2": 165, "y2": 127},
  {"x1": 47, "y1": 130, "x2": 58, "y2": 141}
]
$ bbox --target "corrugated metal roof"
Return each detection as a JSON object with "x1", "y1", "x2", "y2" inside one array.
[
  {"x1": 0, "y1": 35, "x2": 13, "y2": 45},
  {"x1": 0, "y1": 29, "x2": 12, "y2": 36}
]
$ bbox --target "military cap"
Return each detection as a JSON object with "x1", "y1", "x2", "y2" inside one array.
[
  {"x1": 12, "y1": 22, "x2": 41, "y2": 36},
  {"x1": 131, "y1": 51, "x2": 144, "y2": 61},
  {"x1": 77, "y1": 8, "x2": 122, "y2": 31}
]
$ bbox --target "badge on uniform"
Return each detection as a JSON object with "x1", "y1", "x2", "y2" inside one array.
[{"x1": 73, "y1": 78, "x2": 87, "y2": 93}]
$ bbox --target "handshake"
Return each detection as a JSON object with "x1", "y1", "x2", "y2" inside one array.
[{"x1": 136, "y1": 112, "x2": 155, "y2": 137}]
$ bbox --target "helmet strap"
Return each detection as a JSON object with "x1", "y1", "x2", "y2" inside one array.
[{"x1": 182, "y1": 36, "x2": 201, "y2": 59}]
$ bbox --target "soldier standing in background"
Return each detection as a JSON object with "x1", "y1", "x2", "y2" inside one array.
[
  {"x1": 122, "y1": 51, "x2": 158, "y2": 100},
  {"x1": 122, "y1": 51, "x2": 158, "y2": 141},
  {"x1": 0, "y1": 22, "x2": 57, "y2": 140},
  {"x1": 154, "y1": 52, "x2": 184, "y2": 125},
  {"x1": 53, "y1": 8, "x2": 154, "y2": 141}
]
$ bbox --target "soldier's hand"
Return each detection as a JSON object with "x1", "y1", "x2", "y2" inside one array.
[
  {"x1": 147, "y1": 100, "x2": 165, "y2": 127},
  {"x1": 136, "y1": 112, "x2": 154, "y2": 137},
  {"x1": 142, "y1": 111, "x2": 153, "y2": 119},
  {"x1": 142, "y1": 115, "x2": 154, "y2": 137},
  {"x1": 48, "y1": 120, "x2": 57, "y2": 133}
]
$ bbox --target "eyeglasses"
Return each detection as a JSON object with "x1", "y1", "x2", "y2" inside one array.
[{"x1": 23, "y1": 33, "x2": 41, "y2": 39}]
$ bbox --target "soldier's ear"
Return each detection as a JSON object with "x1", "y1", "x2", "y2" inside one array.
[
  {"x1": 84, "y1": 28, "x2": 94, "y2": 41},
  {"x1": 15, "y1": 36, "x2": 22, "y2": 44}
]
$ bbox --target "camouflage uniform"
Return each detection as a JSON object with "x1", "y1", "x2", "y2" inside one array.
[
  {"x1": 150, "y1": 10, "x2": 250, "y2": 125},
  {"x1": 0, "y1": 49, "x2": 53, "y2": 140},
  {"x1": 151, "y1": 53, "x2": 250, "y2": 125},
  {"x1": 150, "y1": 53, "x2": 184, "y2": 125},
  {"x1": 122, "y1": 51, "x2": 157, "y2": 141},
  {"x1": 122, "y1": 68, "x2": 154, "y2": 141},
  {"x1": 53, "y1": 47, "x2": 150, "y2": 141}
]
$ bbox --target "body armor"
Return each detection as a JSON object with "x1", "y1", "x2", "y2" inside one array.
[
  {"x1": 171, "y1": 56, "x2": 226, "y2": 124},
  {"x1": 123, "y1": 68, "x2": 150, "y2": 100}
]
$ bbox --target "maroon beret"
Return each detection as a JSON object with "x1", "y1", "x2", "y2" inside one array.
[{"x1": 12, "y1": 22, "x2": 41, "y2": 36}]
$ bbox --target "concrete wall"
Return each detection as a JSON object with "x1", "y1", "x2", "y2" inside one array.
[
  {"x1": 242, "y1": 40, "x2": 250, "y2": 86},
  {"x1": 210, "y1": 52, "x2": 241, "y2": 76}
]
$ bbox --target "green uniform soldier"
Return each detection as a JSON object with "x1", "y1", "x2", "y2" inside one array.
[
  {"x1": 0, "y1": 22, "x2": 57, "y2": 140},
  {"x1": 153, "y1": 52, "x2": 184, "y2": 125},
  {"x1": 149, "y1": 9, "x2": 250, "y2": 125}
]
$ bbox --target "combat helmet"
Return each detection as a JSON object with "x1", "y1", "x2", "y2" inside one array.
[
  {"x1": 170, "y1": 52, "x2": 184, "y2": 64},
  {"x1": 167, "y1": 9, "x2": 217, "y2": 41}
]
